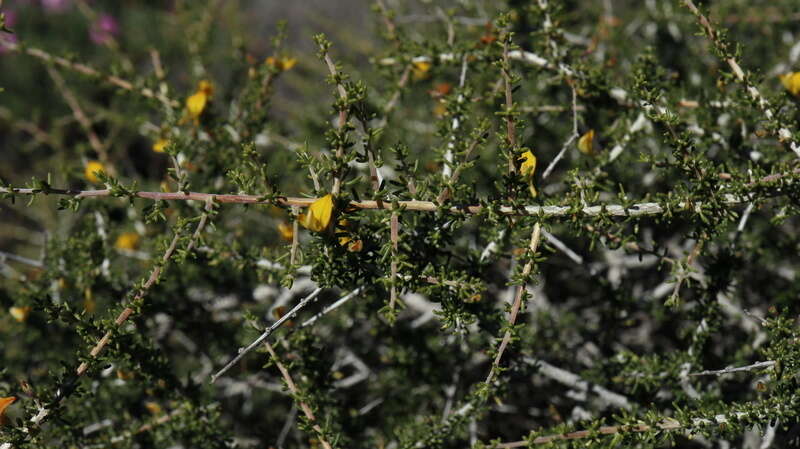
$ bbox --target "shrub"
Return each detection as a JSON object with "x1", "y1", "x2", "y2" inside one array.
[{"x1": 2, "y1": 1, "x2": 800, "y2": 447}]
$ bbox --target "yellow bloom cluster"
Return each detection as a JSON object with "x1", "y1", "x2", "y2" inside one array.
[{"x1": 265, "y1": 56, "x2": 297, "y2": 72}]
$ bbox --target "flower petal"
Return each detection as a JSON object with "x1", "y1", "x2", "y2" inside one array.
[{"x1": 300, "y1": 194, "x2": 334, "y2": 232}]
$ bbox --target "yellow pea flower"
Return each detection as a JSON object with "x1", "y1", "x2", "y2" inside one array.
[
  {"x1": 346, "y1": 239, "x2": 363, "y2": 252},
  {"x1": 9, "y1": 306, "x2": 31, "y2": 323},
  {"x1": 412, "y1": 60, "x2": 432, "y2": 80},
  {"x1": 577, "y1": 129, "x2": 597, "y2": 155},
  {"x1": 197, "y1": 80, "x2": 214, "y2": 96},
  {"x1": 186, "y1": 80, "x2": 214, "y2": 121},
  {"x1": 84, "y1": 160, "x2": 105, "y2": 184},
  {"x1": 144, "y1": 401, "x2": 162, "y2": 415},
  {"x1": 152, "y1": 139, "x2": 169, "y2": 153},
  {"x1": 780, "y1": 72, "x2": 800, "y2": 96},
  {"x1": 281, "y1": 57, "x2": 298, "y2": 70},
  {"x1": 266, "y1": 56, "x2": 297, "y2": 71},
  {"x1": 336, "y1": 219, "x2": 361, "y2": 251},
  {"x1": 518, "y1": 150, "x2": 538, "y2": 197},
  {"x1": 115, "y1": 232, "x2": 140, "y2": 251},
  {"x1": 0, "y1": 396, "x2": 15, "y2": 426},
  {"x1": 519, "y1": 150, "x2": 537, "y2": 177},
  {"x1": 186, "y1": 91, "x2": 208, "y2": 120},
  {"x1": 299, "y1": 194, "x2": 334, "y2": 232},
  {"x1": 277, "y1": 222, "x2": 294, "y2": 242}
]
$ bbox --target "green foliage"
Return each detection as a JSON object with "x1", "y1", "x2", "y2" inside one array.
[{"x1": 2, "y1": 0, "x2": 800, "y2": 448}]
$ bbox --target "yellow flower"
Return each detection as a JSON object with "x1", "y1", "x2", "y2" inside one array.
[
  {"x1": 266, "y1": 56, "x2": 297, "y2": 71},
  {"x1": 281, "y1": 57, "x2": 298, "y2": 70},
  {"x1": 519, "y1": 150, "x2": 537, "y2": 177},
  {"x1": 412, "y1": 60, "x2": 432, "y2": 80},
  {"x1": 577, "y1": 129, "x2": 597, "y2": 155},
  {"x1": 152, "y1": 139, "x2": 169, "y2": 153},
  {"x1": 84, "y1": 160, "x2": 105, "y2": 184},
  {"x1": 186, "y1": 91, "x2": 208, "y2": 120},
  {"x1": 197, "y1": 80, "x2": 214, "y2": 96},
  {"x1": 346, "y1": 239, "x2": 363, "y2": 252},
  {"x1": 277, "y1": 222, "x2": 294, "y2": 242},
  {"x1": 0, "y1": 396, "x2": 15, "y2": 426},
  {"x1": 115, "y1": 232, "x2": 141, "y2": 251},
  {"x1": 780, "y1": 72, "x2": 800, "y2": 96},
  {"x1": 433, "y1": 101, "x2": 447, "y2": 118},
  {"x1": 518, "y1": 150, "x2": 538, "y2": 197},
  {"x1": 144, "y1": 401, "x2": 162, "y2": 415},
  {"x1": 336, "y1": 219, "x2": 361, "y2": 250},
  {"x1": 299, "y1": 194, "x2": 334, "y2": 232},
  {"x1": 9, "y1": 306, "x2": 31, "y2": 323},
  {"x1": 116, "y1": 370, "x2": 134, "y2": 380},
  {"x1": 186, "y1": 80, "x2": 214, "y2": 121}
]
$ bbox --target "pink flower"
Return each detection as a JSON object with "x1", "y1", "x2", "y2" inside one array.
[
  {"x1": 41, "y1": 0, "x2": 71, "y2": 13},
  {"x1": 89, "y1": 14, "x2": 118, "y2": 45},
  {"x1": 4, "y1": 11, "x2": 17, "y2": 28}
]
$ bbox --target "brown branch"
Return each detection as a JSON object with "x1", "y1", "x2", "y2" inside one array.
[
  {"x1": 502, "y1": 39, "x2": 518, "y2": 175},
  {"x1": 75, "y1": 199, "x2": 213, "y2": 378},
  {"x1": 264, "y1": 342, "x2": 334, "y2": 449},
  {"x1": 2, "y1": 42, "x2": 179, "y2": 109},
  {"x1": 322, "y1": 53, "x2": 350, "y2": 196},
  {"x1": 484, "y1": 223, "x2": 542, "y2": 385},
  {"x1": 0, "y1": 186, "x2": 753, "y2": 218},
  {"x1": 45, "y1": 65, "x2": 116, "y2": 176},
  {"x1": 389, "y1": 212, "x2": 400, "y2": 312},
  {"x1": 682, "y1": 0, "x2": 800, "y2": 157}
]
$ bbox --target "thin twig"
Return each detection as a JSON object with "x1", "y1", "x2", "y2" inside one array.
[
  {"x1": 2, "y1": 42, "x2": 179, "y2": 108},
  {"x1": 301, "y1": 287, "x2": 363, "y2": 328},
  {"x1": 0, "y1": 250, "x2": 43, "y2": 268},
  {"x1": 502, "y1": 38, "x2": 519, "y2": 175},
  {"x1": 75, "y1": 200, "x2": 214, "y2": 378},
  {"x1": 0, "y1": 186, "x2": 758, "y2": 218},
  {"x1": 524, "y1": 357, "x2": 630, "y2": 409},
  {"x1": 541, "y1": 88, "x2": 579, "y2": 179},
  {"x1": 682, "y1": 0, "x2": 800, "y2": 158},
  {"x1": 485, "y1": 223, "x2": 542, "y2": 385},
  {"x1": 322, "y1": 52, "x2": 350, "y2": 196},
  {"x1": 45, "y1": 65, "x2": 115, "y2": 175},
  {"x1": 264, "y1": 342, "x2": 334, "y2": 449},
  {"x1": 210, "y1": 288, "x2": 323, "y2": 383},
  {"x1": 690, "y1": 360, "x2": 775, "y2": 377},
  {"x1": 276, "y1": 405, "x2": 298, "y2": 448},
  {"x1": 389, "y1": 212, "x2": 400, "y2": 312}
]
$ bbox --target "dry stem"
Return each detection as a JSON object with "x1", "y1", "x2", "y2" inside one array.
[
  {"x1": 2, "y1": 42, "x2": 179, "y2": 109},
  {"x1": 264, "y1": 342, "x2": 334, "y2": 449},
  {"x1": 484, "y1": 223, "x2": 542, "y2": 385}
]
